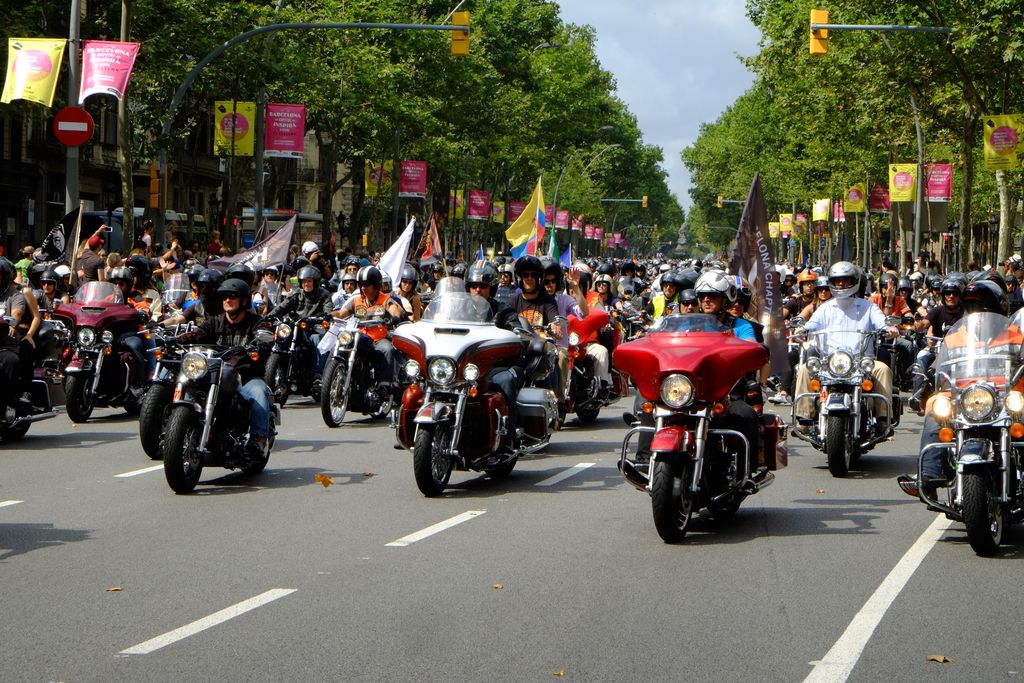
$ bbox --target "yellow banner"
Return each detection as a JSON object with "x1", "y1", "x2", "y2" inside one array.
[
  {"x1": 364, "y1": 161, "x2": 393, "y2": 196},
  {"x1": 812, "y1": 199, "x2": 830, "y2": 222},
  {"x1": 983, "y1": 114, "x2": 1022, "y2": 171},
  {"x1": 490, "y1": 200, "x2": 504, "y2": 223},
  {"x1": 1, "y1": 38, "x2": 67, "y2": 107},
  {"x1": 449, "y1": 189, "x2": 464, "y2": 220},
  {"x1": 213, "y1": 101, "x2": 256, "y2": 156},
  {"x1": 845, "y1": 183, "x2": 866, "y2": 212},
  {"x1": 768, "y1": 222, "x2": 780, "y2": 238},
  {"x1": 888, "y1": 164, "x2": 917, "y2": 202},
  {"x1": 779, "y1": 214, "x2": 794, "y2": 234}
]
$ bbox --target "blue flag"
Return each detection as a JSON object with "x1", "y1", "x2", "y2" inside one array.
[{"x1": 560, "y1": 242, "x2": 572, "y2": 268}]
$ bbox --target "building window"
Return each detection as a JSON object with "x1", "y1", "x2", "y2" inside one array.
[{"x1": 103, "y1": 109, "x2": 118, "y2": 146}]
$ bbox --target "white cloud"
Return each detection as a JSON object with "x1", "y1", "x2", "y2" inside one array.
[{"x1": 556, "y1": 0, "x2": 760, "y2": 210}]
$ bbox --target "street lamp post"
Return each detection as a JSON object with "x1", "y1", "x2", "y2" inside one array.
[{"x1": 551, "y1": 141, "x2": 621, "y2": 256}]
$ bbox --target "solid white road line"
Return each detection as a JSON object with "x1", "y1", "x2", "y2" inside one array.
[
  {"x1": 535, "y1": 462, "x2": 596, "y2": 487},
  {"x1": 0, "y1": 500, "x2": 23, "y2": 508},
  {"x1": 119, "y1": 588, "x2": 297, "y2": 655},
  {"x1": 114, "y1": 465, "x2": 163, "y2": 478},
  {"x1": 385, "y1": 510, "x2": 486, "y2": 547},
  {"x1": 803, "y1": 515, "x2": 952, "y2": 682}
]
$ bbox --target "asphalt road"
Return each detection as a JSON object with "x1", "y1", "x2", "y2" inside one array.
[{"x1": 2, "y1": 396, "x2": 1023, "y2": 682}]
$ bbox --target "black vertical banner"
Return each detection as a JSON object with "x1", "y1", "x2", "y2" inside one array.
[
  {"x1": 32, "y1": 208, "x2": 81, "y2": 267},
  {"x1": 728, "y1": 173, "x2": 788, "y2": 378}
]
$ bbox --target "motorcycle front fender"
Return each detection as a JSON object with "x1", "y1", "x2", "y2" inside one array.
[
  {"x1": 170, "y1": 399, "x2": 205, "y2": 413},
  {"x1": 957, "y1": 438, "x2": 995, "y2": 469},
  {"x1": 414, "y1": 402, "x2": 454, "y2": 425},
  {"x1": 821, "y1": 391, "x2": 850, "y2": 416},
  {"x1": 64, "y1": 362, "x2": 93, "y2": 373},
  {"x1": 650, "y1": 425, "x2": 694, "y2": 456}
]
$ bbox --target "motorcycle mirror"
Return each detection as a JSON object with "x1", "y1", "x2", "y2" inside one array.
[
  {"x1": 1011, "y1": 364, "x2": 1024, "y2": 388},
  {"x1": 789, "y1": 316, "x2": 803, "y2": 327},
  {"x1": 622, "y1": 412, "x2": 638, "y2": 426},
  {"x1": 254, "y1": 329, "x2": 274, "y2": 344},
  {"x1": 885, "y1": 315, "x2": 901, "y2": 326}
]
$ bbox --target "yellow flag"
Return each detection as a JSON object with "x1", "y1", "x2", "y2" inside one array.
[
  {"x1": 449, "y1": 189, "x2": 464, "y2": 220},
  {"x1": 1, "y1": 38, "x2": 67, "y2": 107},
  {"x1": 845, "y1": 183, "x2": 866, "y2": 212},
  {"x1": 983, "y1": 115, "x2": 1022, "y2": 171},
  {"x1": 213, "y1": 101, "x2": 256, "y2": 156},
  {"x1": 364, "y1": 161, "x2": 393, "y2": 196},
  {"x1": 506, "y1": 177, "x2": 544, "y2": 257},
  {"x1": 768, "y1": 222, "x2": 780, "y2": 238},
  {"x1": 812, "y1": 199, "x2": 830, "y2": 222},
  {"x1": 888, "y1": 164, "x2": 917, "y2": 202}
]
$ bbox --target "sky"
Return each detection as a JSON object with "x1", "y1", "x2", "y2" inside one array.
[{"x1": 555, "y1": 0, "x2": 762, "y2": 211}]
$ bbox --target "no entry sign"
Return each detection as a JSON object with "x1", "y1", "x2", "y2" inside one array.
[{"x1": 53, "y1": 106, "x2": 95, "y2": 147}]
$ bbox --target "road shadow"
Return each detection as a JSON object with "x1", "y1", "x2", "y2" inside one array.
[
  {"x1": 0, "y1": 523, "x2": 92, "y2": 561},
  {"x1": 5, "y1": 431, "x2": 143, "y2": 451},
  {"x1": 810, "y1": 453, "x2": 918, "y2": 481},
  {"x1": 190, "y1": 466, "x2": 376, "y2": 496},
  {"x1": 273, "y1": 438, "x2": 371, "y2": 454},
  {"x1": 938, "y1": 522, "x2": 1024, "y2": 559},
  {"x1": 441, "y1": 465, "x2": 623, "y2": 499}
]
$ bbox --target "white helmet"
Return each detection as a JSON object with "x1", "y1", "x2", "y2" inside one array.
[
  {"x1": 827, "y1": 261, "x2": 861, "y2": 299},
  {"x1": 694, "y1": 270, "x2": 737, "y2": 303},
  {"x1": 301, "y1": 240, "x2": 319, "y2": 257},
  {"x1": 55, "y1": 264, "x2": 72, "y2": 278}
]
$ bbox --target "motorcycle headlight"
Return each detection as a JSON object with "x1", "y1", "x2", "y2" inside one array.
[
  {"x1": 101, "y1": 330, "x2": 114, "y2": 343},
  {"x1": 660, "y1": 373, "x2": 694, "y2": 409},
  {"x1": 568, "y1": 332, "x2": 580, "y2": 347},
  {"x1": 805, "y1": 357, "x2": 821, "y2": 374},
  {"x1": 337, "y1": 331, "x2": 354, "y2": 346},
  {"x1": 1006, "y1": 390, "x2": 1024, "y2": 414},
  {"x1": 827, "y1": 351, "x2": 853, "y2": 377},
  {"x1": 276, "y1": 323, "x2": 292, "y2": 339},
  {"x1": 860, "y1": 357, "x2": 875, "y2": 373},
  {"x1": 76, "y1": 327, "x2": 96, "y2": 347},
  {"x1": 404, "y1": 359, "x2": 421, "y2": 379},
  {"x1": 428, "y1": 358, "x2": 456, "y2": 385},
  {"x1": 463, "y1": 363, "x2": 480, "y2": 381},
  {"x1": 181, "y1": 352, "x2": 210, "y2": 381},
  {"x1": 932, "y1": 394, "x2": 953, "y2": 420},
  {"x1": 961, "y1": 385, "x2": 996, "y2": 422}
]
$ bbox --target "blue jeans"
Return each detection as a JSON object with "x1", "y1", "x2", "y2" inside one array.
[
  {"x1": 310, "y1": 332, "x2": 325, "y2": 374},
  {"x1": 919, "y1": 415, "x2": 944, "y2": 480},
  {"x1": 239, "y1": 378, "x2": 271, "y2": 439}
]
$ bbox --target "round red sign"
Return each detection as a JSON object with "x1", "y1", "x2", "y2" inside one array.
[{"x1": 53, "y1": 106, "x2": 95, "y2": 147}]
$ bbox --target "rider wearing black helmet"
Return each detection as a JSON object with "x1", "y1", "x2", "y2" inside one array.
[
  {"x1": 176, "y1": 278, "x2": 273, "y2": 462},
  {"x1": 398, "y1": 263, "x2": 423, "y2": 321},
  {"x1": 266, "y1": 265, "x2": 333, "y2": 375},
  {"x1": 908, "y1": 276, "x2": 966, "y2": 412},
  {"x1": 1004, "y1": 271, "x2": 1023, "y2": 314},
  {"x1": 330, "y1": 265, "x2": 405, "y2": 396},
  {"x1": 510, "y1": 255, "x2": 562, "y2": 340}
]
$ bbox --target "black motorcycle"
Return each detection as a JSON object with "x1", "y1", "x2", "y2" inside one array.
[
  {"x1": 264, "y1": 314, "x2": 330, "y2": 405},
  {"x1": 319, "y1": 315, "x2": 395, "y2": 427},
  {"x1": 162, "y1": 333, "x2": 281, "y2": 494},
  {"x1": 138, "y1": 325, "x2": 192, "y2": 460}
]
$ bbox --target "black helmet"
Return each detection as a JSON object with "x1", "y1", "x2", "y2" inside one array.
[
  {"x1": 597, "y1": 261, "x2": 616, "y2": 276},
  {"x1": 963, "y1": 279, "x2": 1006, "y2": 315},
  {"x1": 660, "y1": 270, "x2": 683, "y2": 290},
  {"x1": 1004, "y1": 272, "x2": 1019, "y2": 285},
  {"x1": 676, "y1": 267, "x2": 700, "y2": 291},
  {"x1": 465, "y1": 260, "x2": 498, "y2": 290},
  {"x1": 26, "y1": 262, "x2": 48, "y2": 288},
  {"x1": 926, "y1": 275, "x2": 943, "y2": 291},
  {"x1": 196, "y1": 268, "x2": 224, "y2": 291},
  {"x1": 400, "y1": 264, "x2": 418, "y2": 283},
  {"x1": 878, "y1": 272, "x2": 897, "y2": 291},
  {"x1": 40, "y1": 268, "x2": 59, "y2": 285},
  {"x1": 185, "y1": 263, "x2": 204, "y2": 283},
  {"x1": 109, "y1": 266, "x2": 133, "y2": 283},
  {"x1": 939, "y1": 277, "x2": 964, "y2": 297},
  {"x1": 513, "y1": 255, "x2": 543, "y2": 287},
  {"x1": 356, "y1": 266, "x2": 382, "y2": 289},
  {"x1": 342, "y1": 255, "x2": 361, "y2": 268},
  {"x1": 225, "y1": 263, "x2": 257, "y2": 287},
  {"x1": 540, "y1": 256, "x2": 562, "y2": 288},
  {"x1": 896, "y1": 277, "x2": 913, "y2": 296},
  {"x1": 217, "y1": 277, "x2": 251, "y2": 305},
  {"x1": 297, "y1": 265, "x2": 322, "y2": 285},
  {"x1": 0, "y1": 256, "x2": 14, "y2": 289},
  {"x1": 126, "y1": 254, "x2": 152, "y2": 288},
  {"x1": 451, "y1": 261, "x2": 468, "y2": 279}
]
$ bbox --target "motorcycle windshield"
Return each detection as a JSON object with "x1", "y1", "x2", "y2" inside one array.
[
  {"x1": 807, "y1": 329, "x2": 875, "y2": 357},
  {"x1": 935, "y1": 312, "x2": 1022, "y2": 391},
  {"x1": 74, "y1": 281, "x2": 124, "y2": 304},
  {"x1": 162, "y1": 274, "x2": 190, "y2": 309},
  {"x1": 422, "y1": 291, "x2": 493, "y2": 324},
  {"x1": 648, "y1": 313, "x2": 728, "y2": 334}
]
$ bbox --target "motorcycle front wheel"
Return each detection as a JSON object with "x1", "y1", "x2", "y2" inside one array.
[
  {"x1": 320, "y1": 357, "x2": 350, "y2": 427},
  {"x1": 64, "y1": 374, "x2": 95, "y2": 423},
  {"x1": 825, "y1": 414, "x2": 850, "y2": 477},
  {"x1": 650, "y1": 459, "x2": 695, "y2": 543},
  {"x1": 961, "y1": 471, "x2": 1003, "y2": 557},
  {"x1": 413, "y1": 423, "x2": 453, "y2": 497},
  {"x1": 264, "y1": 353, "x2": 291, "y2": 406},
  {"x1": 163, "y1": 405, "x2": 203, "y2": 494},
  {"x1": 139, "y1": 384, "x2": 173, "y2": 459}
]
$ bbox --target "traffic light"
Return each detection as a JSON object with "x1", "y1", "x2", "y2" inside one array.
[
  {"x1": 716, "y1": 194, "x2": 724, "y2": 209},
  {"x1": 451, "y1": 11, "x2": 470, "y2": 56},
  {"x1": 810, "y1": 9, "x2": 829, "y2": 56},
  {"x1": 641, "y1": 195, "x2": 648, "y2": 208},
  {"x1": 149, "y1": 164, "x2": 160, "y2": 209}
]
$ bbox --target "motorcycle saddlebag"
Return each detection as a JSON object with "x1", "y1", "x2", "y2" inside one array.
[
  {"x1": 517, "y1": 387, "x2": 557, "y2": 438},
  {"x1": 761, "y1": 413, "x2": 788, "y2": 470}
]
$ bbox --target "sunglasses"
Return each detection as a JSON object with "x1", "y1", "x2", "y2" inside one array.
[
  {"x1": 698, "y1": 293, "x2": 721, "y2": 300},
  {"x1": 543, "y1": 278, "x2": 558, "y2": 285},
  {"x1": 221, "y1": 294, "x2": 242, "y2": 300},
  {"x1": 520, "y1": 272, "x2": 538, "y2": 279}
]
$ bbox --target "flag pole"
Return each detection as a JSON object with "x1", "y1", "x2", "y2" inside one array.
[{"x1": 68, "y1": 200, "x2": 85, "y2": 285}]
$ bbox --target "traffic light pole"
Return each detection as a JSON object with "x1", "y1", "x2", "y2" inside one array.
[
  {"x1": 154, "y1": 20, "x2": 469, "y2": 244},
  {"x1": 65, "y1": 0, "x2": 82, "y2": 216}
]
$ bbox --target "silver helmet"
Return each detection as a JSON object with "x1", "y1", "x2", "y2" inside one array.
[
  {"x1": 827, "y1": 261, "x2": 861, "y2": 299},
  {"x1": 694, "y1": 270, "x2": 737, "y2": 303}
]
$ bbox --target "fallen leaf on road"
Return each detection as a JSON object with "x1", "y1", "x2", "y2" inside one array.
[
  {"x1": 362, "y1": 471, "x2": 377, "y2": 479},
  {"x1": 106, "y1": 586, "x2": 122, "y2": 592},
  {"x1": 493, "y1": 583, "x2": 504, "y2": 590},
  {"x1": 926, "y1": 655, "x2": 954, "y2": 663},
  {"x1": 315, "y1": 473, "x2": 334, "y2": 488},
  {"x1": 553, "y1": 669, "x2": 566, "y2": 678},
  {"x1": 815, "y1": 488, "x2": 826, "y2": 494}
]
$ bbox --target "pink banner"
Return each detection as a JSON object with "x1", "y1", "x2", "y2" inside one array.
[
  {"x1": 584, "y1": 225, "x2": 595, "y2": 239},
  {"x1": 571, "y1": 215, "x2": 583, "y2": 231},
  {"x1": 869, "y1": 183, "x2": 890, "y2": 212},
  {"x1": 509, "y1": 201, "x2": 526, "y2": 223},
  {"x1": 555, "y1": 209, "x2": 569, "y2": 229},
  {"x1": 467, "y1": 190, "x2": 490, "y2": 220},
  {"x1": 925, "y1": 163, "x2": 952, "y2": 201},
  {"x1": 264, "y1": 103, "x2": 306, "y2": 159},
  {"x1": 78, "y1": 40, "x2": 140, "y2": 103},
  {"x1": 595, "y1": 226, "x2": 605, "y2": 239},
  {"x1": 833, "y1": 199, "x2": 846, "y2": 222},
  {"x1": 398, "y1": 160, "x2": 427, "y2": 197},
  {"x1": 544, "y1": 204, "x2": 554, "y2": 225}
]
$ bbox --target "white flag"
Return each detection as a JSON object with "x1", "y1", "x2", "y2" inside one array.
[{"x1": 378, "y1": 218, "x2": 416, "y2": 287}]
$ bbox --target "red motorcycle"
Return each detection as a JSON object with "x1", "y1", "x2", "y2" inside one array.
[
  {"x1": 565, "y1": 309, "x2": 628, "y2": 423},
  {"x1": 614, "y1": 314, "x2": 787, "y2": 542},
  {"x1": 53, "y1": 282, "x2": 149, "y2": 423}
]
